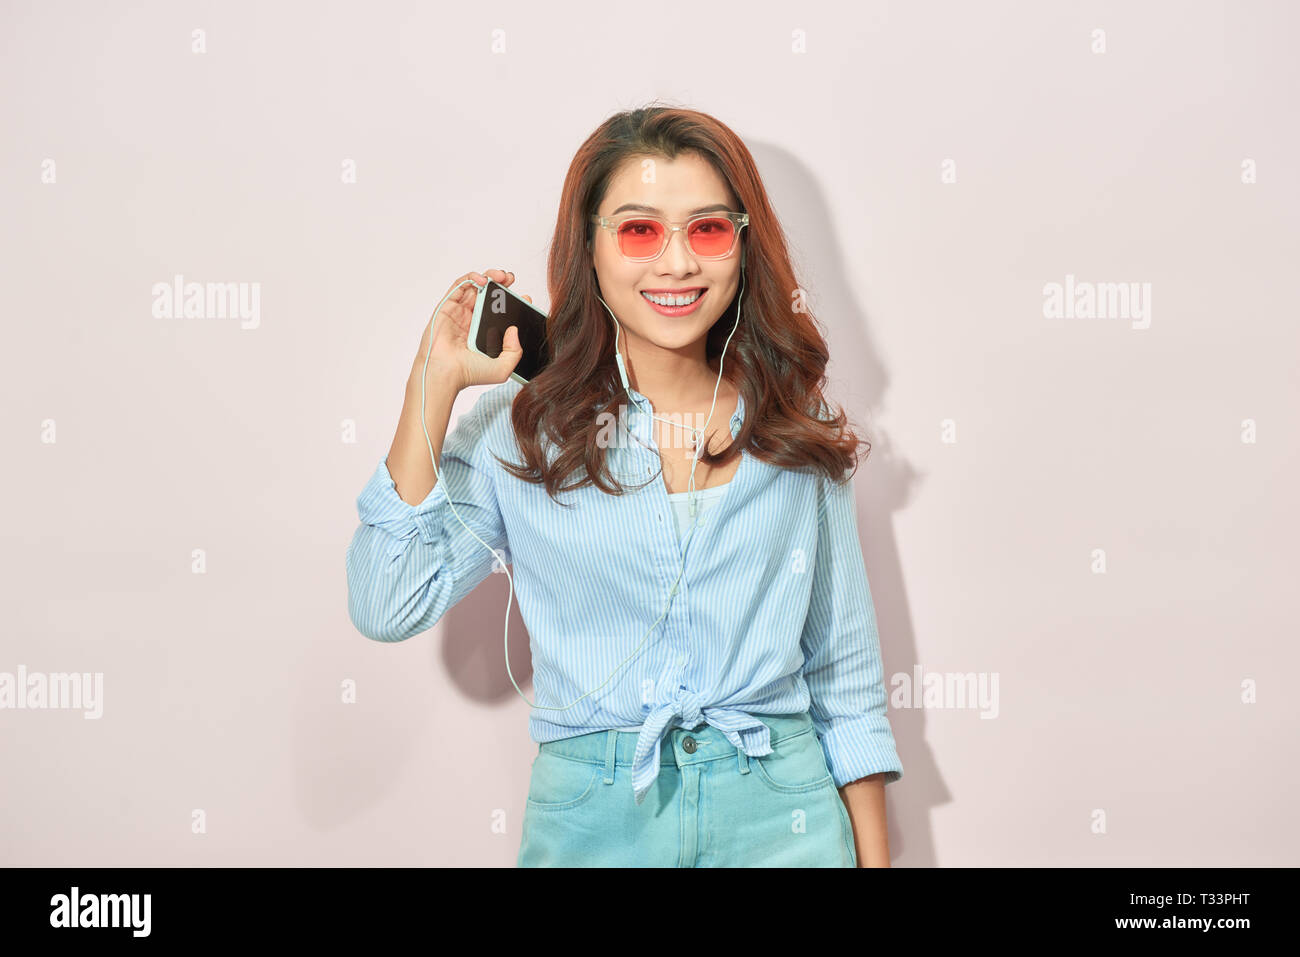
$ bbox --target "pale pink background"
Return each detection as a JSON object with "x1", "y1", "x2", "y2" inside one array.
[{"x1": 2, "y1": 0, "x2": 1296, "y2": 866}]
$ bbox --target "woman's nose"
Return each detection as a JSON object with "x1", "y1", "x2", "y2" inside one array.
[{"x1": 658, "y1": 229, "x2": 697, "y2": 272}]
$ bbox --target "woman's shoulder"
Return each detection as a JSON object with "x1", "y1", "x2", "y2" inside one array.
[
  {"x1": 443, "y1": 380, "x2": 525, "y2": 468},
  {"x1": 462, "y1": 379, "x2": 525, "y2": 430}
]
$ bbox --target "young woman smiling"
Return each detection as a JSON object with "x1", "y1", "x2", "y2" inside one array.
[{"x1": 346, "y1": 104, "x2": 902, "y2": 867}]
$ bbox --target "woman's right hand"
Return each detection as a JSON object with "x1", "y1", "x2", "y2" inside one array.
[{"x1": 412, "y1": 267, "x2": 530, "y2": 392}]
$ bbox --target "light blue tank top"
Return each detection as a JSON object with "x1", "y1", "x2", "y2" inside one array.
[{"x1": 664, "y1": 480, "x2": 732, "y2": 541}]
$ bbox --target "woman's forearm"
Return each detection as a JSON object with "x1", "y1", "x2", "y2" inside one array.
[
  {"x1": 386, "y1": 364, "x2": 461, "y2": 506},
  {"x1": 838, "y1": 773, "x2": 892, "y2": 867}
]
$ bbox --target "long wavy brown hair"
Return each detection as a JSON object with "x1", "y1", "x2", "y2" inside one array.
[{"x1": 492, "y1": 103, "x2": 870, "y2": 504}]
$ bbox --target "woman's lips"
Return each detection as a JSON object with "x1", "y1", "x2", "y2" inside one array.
[{"x1": 640, "y1": 288, "x2": 707, "y2": 317}]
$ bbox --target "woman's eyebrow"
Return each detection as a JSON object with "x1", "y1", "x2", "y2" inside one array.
[{"x1": 610, "y1": 202, "x2": 731, "y2": 216}]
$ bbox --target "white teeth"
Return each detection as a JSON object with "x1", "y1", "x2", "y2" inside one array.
[{"x1": 642, "y1": 290, "x2": 701, "y2": 307}]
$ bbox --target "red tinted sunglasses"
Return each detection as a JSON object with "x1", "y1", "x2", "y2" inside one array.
[{"x1": 590, "y1": 211, "x2": 749, "y2": 262}]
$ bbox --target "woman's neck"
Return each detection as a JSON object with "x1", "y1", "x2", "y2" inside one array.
[{"x1": 628, "y1": 358, "x2": 730, "y2": 412}]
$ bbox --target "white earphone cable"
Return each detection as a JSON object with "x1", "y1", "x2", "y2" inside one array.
[{"x1": 417, "y1": 264, "x2": 744, "y2": 714}]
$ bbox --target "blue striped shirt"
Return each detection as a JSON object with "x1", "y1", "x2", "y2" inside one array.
[{"x1": 345, "y1": 378, "x2": 903, "y2": 805}]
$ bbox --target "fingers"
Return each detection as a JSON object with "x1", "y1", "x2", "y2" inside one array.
[
  {"x1": 465, "y1": 268, "x2": 514, "y2": 283},
  {"x1": 449, "y1": 279, "x2": 480, "y2": 307},
  {"x1": 501, "y1": 326, "x2": 522, "y2": 355},
  {"x1": 446, "y1": 269, "x2": 518, "y2": 323},
  {"x1": 475, "y1": 267, "x2": 515, "y2": 288}
]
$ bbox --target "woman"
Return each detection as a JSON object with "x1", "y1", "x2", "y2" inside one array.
[{"x1": 345, "y1": 105, "x2": 903, "y2": 867}]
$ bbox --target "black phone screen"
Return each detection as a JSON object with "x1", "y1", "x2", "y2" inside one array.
[{"x1": 474, "y1": 280, "x2": 550, "y2": 382}]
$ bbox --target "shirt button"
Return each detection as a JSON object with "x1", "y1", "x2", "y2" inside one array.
[{"x1": 681, "y1": 736, "x2": 697, "y2": 753}]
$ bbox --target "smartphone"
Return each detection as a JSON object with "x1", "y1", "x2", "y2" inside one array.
[{"x1": 468, "y1": 278, "x2": 550, "y2": 385}]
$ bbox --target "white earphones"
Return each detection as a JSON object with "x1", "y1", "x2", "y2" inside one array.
[
  {"x1": 416, "y1": 256, "x2": 745, "y2": 716},
  {"x1": 595, "y1": 266, "x2": 746, "y2": 520}
]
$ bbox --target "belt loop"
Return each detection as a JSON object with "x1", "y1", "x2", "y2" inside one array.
[
  {"x1": 736, "y1": 746, "x2": 750, "y2": 775},
  {"x1": 604, "y1": 730, "x2": 617, "y2": 784}
]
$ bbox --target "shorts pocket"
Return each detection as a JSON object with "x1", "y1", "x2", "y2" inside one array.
[
  {"x1": 525, "y1": 751, "x2": 603, "y2": 811},
  {"x1": 751, "y1": 727, "x2": 835, "y2": 794}
]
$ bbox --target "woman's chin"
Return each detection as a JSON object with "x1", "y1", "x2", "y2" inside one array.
[{"x1": 645, "y1": 322, "x2": 712, "y2": 349}]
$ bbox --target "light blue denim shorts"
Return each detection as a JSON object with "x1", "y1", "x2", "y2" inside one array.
[{"x1": 517, "y1": 711, "x2": 858, "y2": 867}]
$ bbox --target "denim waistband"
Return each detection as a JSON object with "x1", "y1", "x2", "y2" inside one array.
[{"x1": 536, "y1": 711, "x2": 815, "y2": 769}]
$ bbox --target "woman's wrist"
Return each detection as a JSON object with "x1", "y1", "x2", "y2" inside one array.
[{"x1": 408, "y1": 358, "x2": 465, "y2": 399}]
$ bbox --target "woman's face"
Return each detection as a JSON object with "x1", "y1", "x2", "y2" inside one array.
[{"x1": 591, "y1": 151, "x2": 744, "y2": 366}]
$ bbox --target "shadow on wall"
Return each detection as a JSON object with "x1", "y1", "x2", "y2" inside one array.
[{"x1": 441, "y1": 563, "x2": 535, "y2": 717}]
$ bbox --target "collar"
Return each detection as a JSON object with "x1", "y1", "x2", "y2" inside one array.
[{"x1": 625, "y1": 386, "x2": 746, "y2": 440}]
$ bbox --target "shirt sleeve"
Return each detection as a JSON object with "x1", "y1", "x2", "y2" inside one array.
[
  {"x1": 798, "y1": 471, "x2": 903, "y2": 787},
  {"x1": 345, "y1": 389, "x2": 510, "y2": 643}
]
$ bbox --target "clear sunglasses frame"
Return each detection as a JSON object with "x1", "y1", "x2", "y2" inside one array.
[{"x1": 589, "y1": 210, "x2": 749, "y2": 262}]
